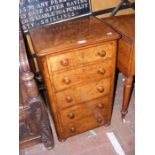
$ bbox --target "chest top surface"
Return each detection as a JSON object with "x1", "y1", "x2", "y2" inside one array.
[
  {"x1": 103, "y1": 14, "x2": 135, "y2": 43},
  {"x1": 29, "y1": 16, "x2": 120, "y2": 56}
]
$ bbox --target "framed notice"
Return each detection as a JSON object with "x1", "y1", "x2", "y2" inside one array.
[{"x1": 19, "y1": 0, "x2": 92, "y2": 32}]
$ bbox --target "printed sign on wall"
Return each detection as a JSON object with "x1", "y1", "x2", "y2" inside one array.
[{"x1": 19, "y1": 0, "x2": 91, "y2": 32}]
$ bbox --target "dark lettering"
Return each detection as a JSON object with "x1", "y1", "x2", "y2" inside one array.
[{"x1": 19, "y1": 0, "x2": 90, "y2": 32}]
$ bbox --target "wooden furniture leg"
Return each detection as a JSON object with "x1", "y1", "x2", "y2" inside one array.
[
  {"x1": 121, "y1": 76, "x2": 133, "y2": 120},
  {"x1": 103, "y1": 15, "x2": 135, "y2": 119}
]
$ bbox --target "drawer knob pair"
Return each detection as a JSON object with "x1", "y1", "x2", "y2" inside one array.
[
  {"x1": 97, "y1": 86, "x2": 104, "y2": 93},
  {"x1": 98, "y1": 50, "x2": 106, "y2": 57},
  {"x1": 98, "y1": 68, "x2": 105, "y2": 75},
  {"x1": 97, "y1": 103, "x2": 104, "y2": 109},
  {"x1": 63, "y1": 76, "x2": 71, "y2": 84},
  {"x1": 96, "y1": 117, "x2": 103, "y2": 123},
  {"x1": 70, "y1": 127, "x2": 76, "y2": 133},
  {"x1": 60, "y1": 58, "x2": 69, "y2": 66},
  {"x1": 67, "y1": 112, "x2": 75, "y2": 119},
  {"x1": 66, "y1": 96, "x2": 73, "y2": 103}
]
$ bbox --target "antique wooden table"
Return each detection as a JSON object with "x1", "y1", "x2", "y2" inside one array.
[
  {"x1": 104, "y1": 14, "x2": 135, "y2": 119},
  {"x1": 28, "y1": 16, "x2": 120, "y2": 140}
]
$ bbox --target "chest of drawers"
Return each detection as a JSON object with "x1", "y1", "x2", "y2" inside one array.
[{"x1": 29, "y1": 16, "x2": 120, "y2": 140}]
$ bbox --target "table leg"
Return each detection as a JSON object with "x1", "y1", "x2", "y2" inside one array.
[{"x1": 121, "y1": 76, "x2": 133, "y2": 120}]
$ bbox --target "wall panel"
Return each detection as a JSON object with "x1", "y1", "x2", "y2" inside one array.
[{"x1": 91, "y1": 0, "x2": 135, "y2": 18}]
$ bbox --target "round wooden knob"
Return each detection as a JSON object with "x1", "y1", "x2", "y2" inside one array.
[
  {"x1": 96, "y1": 117, "x2": 103, "y2": 123},
  {"x1": 66, "y1": 96, "x2": 73, "y2": 103},
  {"x1": 98, "y1": 50, "x2": 106, "y2": 57},
  {"x1": 97, "y1": 103, "x2": 104, "y2": 109},
  {"x1": 67, "y1": 112, "x2": 75, "y2": 119},
  {"x1": 63, "y1": 76, "x2": 71, "y2": 84},
  {"x1": 60, "y1": 58, "x2": 69, "y2": 66},
  {"x1": 97, "y1": 86, "x2": 104, "y2": 93},
  {"x1": 98, "y1": 68, "x2": 105, "y2": 75},
  {"x1": 70, "y1": 127, "x2": 76, "y2": 132}
]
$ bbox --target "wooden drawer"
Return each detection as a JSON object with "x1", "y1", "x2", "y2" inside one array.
[
  {"x1": 117, "y1": 38, "x2": 135, "y2": 76},
  {"x1": 48, "y1": 42, "x2": 114, "y2": 72},
  {"x1": 56, "y1": 78, "x2": 111, "y2": 109},
  {"x1": 59, "y1": 96, "x2": 110, "y2": 125},
  {"x1": 53, "y1": 60, "x2": 113, "y2": 92},
  {"x1": 61, "y1": 109, "x2": 111, "y2": 138}
]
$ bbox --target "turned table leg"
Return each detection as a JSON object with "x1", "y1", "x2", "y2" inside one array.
[{"x1": 121, "y1": 76, "x2": 134, "y2": 120}]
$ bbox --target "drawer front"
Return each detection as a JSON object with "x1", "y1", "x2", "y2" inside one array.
[
  {"x1": 48, "y1": 42, "x2": 114, "y2": 72},
  {"x1": 59, "y1": 96, "x2": 110, "y2": 125},
  {"x1": 61, "y1": 110, "x2": 111, "y2": 138},
  {"x1": 117, "y1": 39, "x2": 134, "y2": 76},
  {"x1": 53, "y1": 60, "x2": 113, "y2": 92},
  {"x1": 56, "y1": 78, "x2": 111, "y2": 109}
]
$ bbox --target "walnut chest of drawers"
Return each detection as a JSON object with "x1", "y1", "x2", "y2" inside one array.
[{"x1": 29, "y1": 16, "x2": 120, "y2": 140}]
